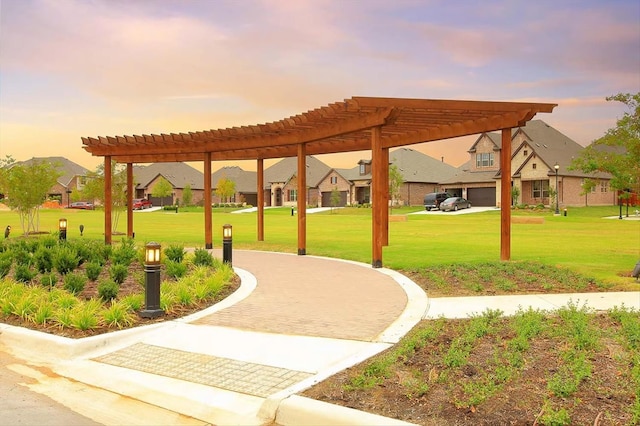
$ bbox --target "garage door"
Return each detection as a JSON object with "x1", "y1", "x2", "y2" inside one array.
[
  {"x1": 467, "y1": 187, "x2": 495, "y2": 206},
  {"x1": 321, "y1": 191, "x2": 348, "y2": 207}
]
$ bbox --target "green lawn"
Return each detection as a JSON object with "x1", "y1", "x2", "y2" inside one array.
[{"x1": 2, "y1": 205, "x2": 639, "y2": 286}]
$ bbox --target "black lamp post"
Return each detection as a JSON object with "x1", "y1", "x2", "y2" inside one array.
[
  {"x1": 59, "y1": 218, "x2": 67, "y2": 241},
  {"x1": 554, "y1": 163, "x2": 560, "y2": 215},
  {"x1": 222, "y1": 224, "x2": 232, "y2": 266},
  {"x1": 140, "y1": 242, "x2": 164, "y2": 318}
]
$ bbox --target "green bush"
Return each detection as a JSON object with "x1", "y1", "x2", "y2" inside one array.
[
  {"x1": 165, "y1": 244, "x2": 185, "y2": 263},
  {"x1": 165, "y1": 260, "x2": 187, "y2": 279},
  {"x1": 63, "y1": 272, "x2": 87, "y2": 294},
  {"x1": 109, "y1": 263, "x2": 129, "y2": 284},
  {"x1": 40, "y1": 272, "x2": 58, "y2": 288},
  {"x1": 14, "y1": 264, "x2": 37, "y2": 283},
  {"x1": 110, "y1": 238, "x2": 137, "y2": 266},
  {"x1": 97, "y1": 279, "x2": 120, "y2": 301},
  {"x1": 0, "y1": 253, "x2": 12, "y2": 278},
  {"x1": 193, "y1": 248, "x2": 213, "y2": 267},
  {"x1": 12, "y1": 248, "x2": 33, "y2": 266},
  {"x1": 85, "y1": 261, "x2": 102, "y2": 281},
  {"x1": 34, "y1": 246, "x2": 53, "y2": 273},
  {"x1": 53, "y1": 246, "x2": 79, "y2": 275}
]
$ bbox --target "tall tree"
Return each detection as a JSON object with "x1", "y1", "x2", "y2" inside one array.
[
  {"x1": 152, "y1": 176, "x2": 173, "y2": 206},
  {"x1": 182, "y1": 183, "x2": 193, "y2": 206},
  {"x1": 215, "y1": 178, "x2": 236, "y2": 204},
  {"x1": 389, "y1": 164, "x2": 404, "y2": 212},
  {"x1": 570, "y1": 92, "x2": 640, "y2": 202},
  {"x1": 0, "y1": 156, "x2": 62, "y2": 235},
  {"x1": 77, "y1": 160, "x2": 127, "y2": 233}
]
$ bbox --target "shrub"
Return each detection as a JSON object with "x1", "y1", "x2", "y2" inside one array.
[
  {"x1": 101, "y1": 300, "x2": 135, "y2": 328},
  {"x1": 193, "y1": 248, "x2": 213, "y2": 267},
  {"x1": 110, "y1": 238, "x2": 137, "y2": 266},
  {"x1": 109, "y1": 263, "x2": 128, "y2": 284},
  {"x1": 98, "y1": 279, "x2": 120, "y2": 301},
  {"x1": 85, "y1": 261, "x2": 102, "y2": 281},
  {"x1": 14, "y1": 264, "x2": 37, "y2": 283},
  {"x1": 63, "y1": 272, "x2": 87, "y2": 294},
  {"x1": 0, "y1": 253, "x2": 12, "y2": 278},
  {"x1": 165, "y1": 260, "x2": 187, "y2": 279},
  {"x1": 165, "y1": 244, "x2": 186, "y2": 263},
  {"x1": 12, "y1": 248, "x2": 33, "y2": 266},
  {"x1": 34, "y1": 246, "x2": 53, "y2": 273},
  {"x1": 40, "y1": 273, "x2": 58, "y2": 288},
  {"x1": 53, "y1": 246, "x2": 79, "y2": 275}
]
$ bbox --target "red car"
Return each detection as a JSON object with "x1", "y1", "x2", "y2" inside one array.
[
  {"x1": 68, "y1": 201, "x2": 94, "y2": 210},
  {"x1": 132, "y1": 198, "x2": 153, "y2": 210}
]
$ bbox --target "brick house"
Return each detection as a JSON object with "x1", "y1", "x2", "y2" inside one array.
[
  {"x1": 333, "y1": 148, "x2": 458, "y2": 206},
  {"x1": 263, "y1": 156, "x2": 331, "y2": 207},
  {"x1": 440, "y1": 120, "x2": 614, "y2": 207},
  {"x1": 8, "y1": 157, "x2": 89, "y2": 207},
  {"x1": 133, "y1": 162, "x2": 205, "y2": 206},
  {"x1": 211, "y1": 166, "x2": 257, "y2": 205}
]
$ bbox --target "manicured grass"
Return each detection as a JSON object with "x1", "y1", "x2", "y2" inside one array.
[{"x1": 1, "y1": 205, "x2": 638, "y2": 286}]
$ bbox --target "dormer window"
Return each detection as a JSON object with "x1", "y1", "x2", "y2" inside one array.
[
  {"x1": 359, "y1": 164, "x2": 366, "y2": 175},
  {"x1": 475, "y1": 152, "x2": 494, "y2": 168}
]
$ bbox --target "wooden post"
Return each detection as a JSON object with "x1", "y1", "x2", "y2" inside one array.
[
  {"x1": 297, "y1": 144, "x2": 307, "y2": 255},
  {"x1": 104, "y1": 156, "x2": 112, "y2": 245},
  {"x1": 126, "y1": 163, "x2": 133, "y2": 238},
  {"x1": 382, "y1": 147, "x2": 389, "y2": 246},
  {"x1": 500, "y1": 128, "x2": 512, "y2": 261},
  {"x1": 257, "y1": 158, "x2": 264, "y2": 241},
  {"x1": 204, "y1": 152, "x2": 213, "y2": 249},
  {"x1": 371, "y1": 126, "x2": 384, "y2": 268}
]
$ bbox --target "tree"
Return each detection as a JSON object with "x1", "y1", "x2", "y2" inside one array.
[
  {"x1": 389, "y1": 164, "x2": 404, "y2": 213},
  {"x1": 152, "y1": 176, "x2": 173, "y2": 207},
  {"x1": 511, "y1": 185, "x2": 521, "y2": 206},
  {"x1": 0, "y1": 156, "x2": 62, "y2": 235},
  {"x1": 215, "y1": 178, "x2": 236, "y2": 204},
  {"x1": 182, "y1": 183, "x2": 193, "y2": 206},
  {"x1": 570, "y1": 92, "x2": 640, "y2": 203},
  {"x1": 77, "y1": 160, "x2": 127, "y2": 233},
  {"x1": 330, "y1": 187, "x2": 341, "y2": 213}
]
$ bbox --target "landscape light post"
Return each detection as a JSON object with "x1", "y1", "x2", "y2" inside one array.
[
  {"x1": 140, "y1": 242, "x2": 164, "y2": 318},
  {"x1": 554, "y1": 163, "x2": 560, "y2": 215},
  {"x1": 223, "y1": 224, "x2": 232, "y2": 266},
  {"x1": 59, "y1": 218, "x2": 67, "y2": 241}
]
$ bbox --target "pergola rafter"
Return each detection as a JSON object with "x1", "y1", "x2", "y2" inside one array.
[{"x1": 82, "y1": 96, "x2": 556, "y2": 267}]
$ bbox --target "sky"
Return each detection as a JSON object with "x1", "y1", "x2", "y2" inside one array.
[{"x1": 0, "y1": 0, "x2": 638, "y2": 172}]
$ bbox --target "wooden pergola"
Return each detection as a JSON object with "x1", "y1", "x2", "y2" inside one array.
[{"x1": 82, "y1": 96, "x2": 556, "y2": 267}]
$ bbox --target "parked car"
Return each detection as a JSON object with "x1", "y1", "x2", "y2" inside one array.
[
  {"x1": 424, "y1": 192, "x2": 452, "y2": 211},
  {"x1": 439, "y1": 197, "x2": 471, "y2": 212},
  {"x1": 132, "y1": 198, "x2": 153, "y2": 210},
  {"x1": 68, "y1": 201, "x2": 94, "y2": 210}
]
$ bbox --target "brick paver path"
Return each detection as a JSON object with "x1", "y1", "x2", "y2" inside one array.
[{"x1": 193, "y1": 251, "x2": 408, "y2": 341}]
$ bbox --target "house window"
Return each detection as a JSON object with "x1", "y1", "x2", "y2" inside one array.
[
  {"x1": 288, "y1": 189, "x2": 297, "y2": 202},
  {"x1": 330, "y1": 176, "x2": 338, "y2": 184},
  {"x1": 359, "y1": 164, "x2": 366, "y2": 175},
  {"x1": 532, "y1": 180, "x2": 549, "y2": 198},
  {"x1": 475, "y1": 152, "x2": 494, "y2": 168},
  {"x1": 523, "y1": 149, "x2": 528, "y2": 156},
  {"x1": 532, "y1": 163, "x2": 537, "y2": 169},
  {"x1": 600, "y1": 181, "x2": 608, "y2": 192}
]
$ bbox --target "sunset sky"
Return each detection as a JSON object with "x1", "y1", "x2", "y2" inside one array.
[{"x1": 1, "y1": 0, "x2": 638, "y2": 172}]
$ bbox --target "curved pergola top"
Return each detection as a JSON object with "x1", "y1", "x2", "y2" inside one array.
[{"x1": 82, "y1": 96, "x2": 556, "y2": 163}]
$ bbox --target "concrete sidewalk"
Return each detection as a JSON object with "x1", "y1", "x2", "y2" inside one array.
[{"x1": 1, "y1": 250, "x2": 638, "y2": 425}]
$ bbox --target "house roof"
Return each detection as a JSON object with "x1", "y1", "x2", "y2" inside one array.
[
  {"x1": 133, "y1": 162, "x2": 204, "y2": 190},
  {"x1": 389, "y1": 148, "x2": 458, "y2": 183},
  {"x1": 211, "y1": 166, "x2": 257, "y2": 193},
  {"x1": 16, "y1": 156, "x2": 88, "y2": 187},
  {"x1": 263, "y1": 155, "x2": 331, "y2": 188},
  {"x1": 82, "y1": 97, "x2": 556, "y2": 163}
]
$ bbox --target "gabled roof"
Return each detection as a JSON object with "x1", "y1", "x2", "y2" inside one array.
[
  {"x1": 468, "y1": 132, "x2": 502, "y2": 153},
  {"x1": 389, "y1": 148, "x2": 458, "y2": 183},
  {"x1": 263, "y1": 155, "x2": 331, "y2": 188},
  {"x1": 133, "y1": 162, "x2": 204, "y2": 190},
  {"x1": 16, "y1": 156, "x2": 88, "y2": 187},
  {"x1": 211, "y1": 166, "x2": 257, "y2": 193}
]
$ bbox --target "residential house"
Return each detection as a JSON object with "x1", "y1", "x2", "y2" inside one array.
[
  {"x1": 9, "y1": 157, "x2": 89, "y2": 207},
  {"x1": 263, "y1": 156, "x2": 331, "y2": 207},
  {"x1": 133, "y1": 162, "x2": 205, "y2": 206},
  {"x1": 211, "y1": 166, "x2": 257, "y2": 205},
  {"x1": 440, "y1": 120, "x2": 615, "y2": 207},
  {"x1": 334, "y1": 148, "x2": 458, "y2": 206}
]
